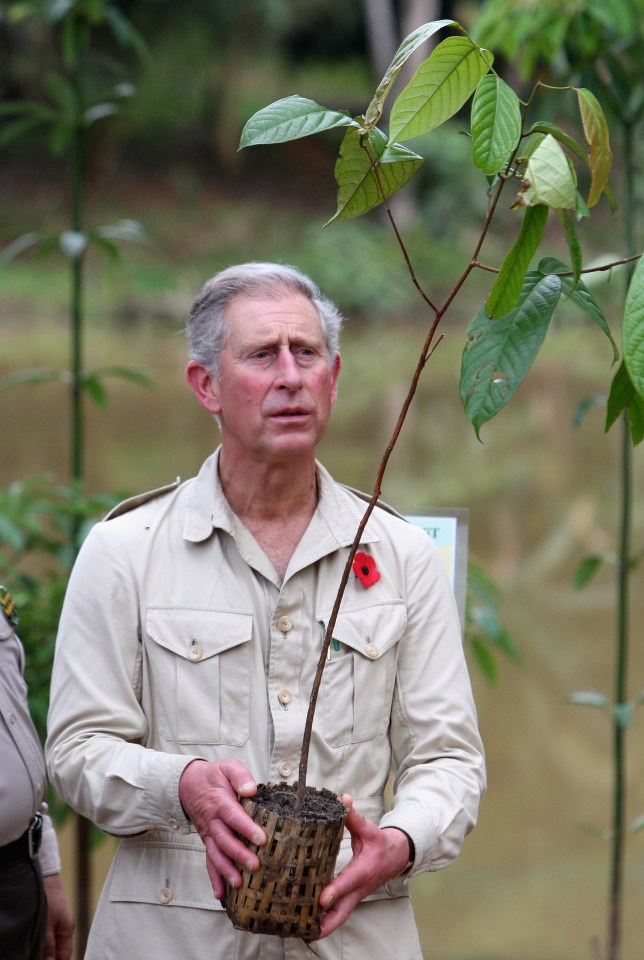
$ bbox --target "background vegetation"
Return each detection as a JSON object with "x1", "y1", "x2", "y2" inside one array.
[{"x1": 1, "y1": 2, "x2": 642, "y2": 958}]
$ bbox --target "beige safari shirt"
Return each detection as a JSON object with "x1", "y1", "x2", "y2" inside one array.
[
  {"x1": 46, "y1": 450, "x2": 484, "y2": 943},
  {"x1": 1, "y1": 608, "x2": 60, "y2": 874}
]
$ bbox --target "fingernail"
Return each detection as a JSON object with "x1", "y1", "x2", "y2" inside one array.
[
  {"x1": 246, "y1": 857, "x2": 255, "y2": 871},
  {"x1": 240, "y1": 780, "x2": 256, "y2": 792},
  {"x1": 252, "y1": 831, "x2": 262, "y2": 845}
]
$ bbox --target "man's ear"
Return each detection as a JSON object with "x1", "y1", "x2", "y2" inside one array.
[
  {"x1": 330, "y1": 353, "x2": 341, "y2": 406},
  {"x1": 185, "y1": 361, "x2": 221, "y2": 415}
]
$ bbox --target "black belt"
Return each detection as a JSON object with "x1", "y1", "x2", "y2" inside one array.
[{"x1": 0, "y1": 814, "x2": 43, "y2": 865}]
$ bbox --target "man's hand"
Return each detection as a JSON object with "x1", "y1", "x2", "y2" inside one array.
[
  {"x1": 318, "y1": 795, "x2": 412, "y2": 939},
  {"x1": 179, "y1": 758, "x2": 266, "y2": 899},
  {"x1": 42, "y1": 873, "x2": 74, "y2": 960}
]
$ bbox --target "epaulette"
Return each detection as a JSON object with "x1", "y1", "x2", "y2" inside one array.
[
  {"x1": 339, "y1": 484, "x2": 407, "y2": 521},
  {"x1": 0, "y1": 584, "x2": 19, "y2": 626},
  {"x1": 104, "y1": 479, "x2": 181, "y2": 521}
]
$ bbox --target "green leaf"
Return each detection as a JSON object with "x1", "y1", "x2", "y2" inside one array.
[
  {"x1": 239, "y1": 96, "x2": 357, "y2": 148},
  {"x1": 389, "y1": 36, "x2": 493, "y2": 143},
  {"x1": 363, "y1": 19, "x2": 457, "y2": 129},
  {"x1": 514, "y1": 134, "x2": 577, "y2": 209},
  {"x1": 81, "y1": 375, "x2": 108, "y2": 408},
  {"x1": 527, "y1": 121, "x2": 587, "y2": 163},
  {"x1": 555, "y1": 210, "x2": 582, "y2": 291},
  {"x1": 627, "y1": 390, "x2": 644, "y2": 445},
  {"x1": 574, "y1": 554, "x2": 603, "y2": 590},
  {"x1": 91, "y1": 366, "x2": 155, "y2": 389},
  {"x1": 576, "y1": 88, "x2": 612, "y2": 208},
  {"x1": 469, "y1": 637, "x2": 498, "y2": 684},
  {"x1": 461, "y1": 273, "x2": 561, "y2": 437},
  {"x1": 605, "y1": 361, "x2": 634, "y2": 433},
  {"x1": 487, "y1": 204, "x2": 548, "y2": 319},
  {"x1": 569, "y1": 691, "x2": 611, "y2": 710},
  {"x1": 623, "y1": 255, "x2": 644, "y2": 400},
  {"x1": 0, "y1": 368, "x2": 64, "y2": 390},
  {"x1": 326, "y1": 127, "x2": 423, "y2": 225},
  {"x1": 471, "y1": 74, "x2": 522, "y2": 175},
  {"x1": 537, "y1": 257, "x2": 618, "y2": 361}
]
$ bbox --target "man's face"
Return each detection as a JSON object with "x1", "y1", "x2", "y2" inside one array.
[{"x1": 190, "y1": 291, "x2": 341, "y2": 466}]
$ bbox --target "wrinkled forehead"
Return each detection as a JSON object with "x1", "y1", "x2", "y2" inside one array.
[{"x1": 224, "y1": 291, "x2": 325, "y2": 341}]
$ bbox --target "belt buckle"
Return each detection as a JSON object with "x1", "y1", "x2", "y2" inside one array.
[{"x1": 28, "y1": 813, "x2": 43, "y2": 859}]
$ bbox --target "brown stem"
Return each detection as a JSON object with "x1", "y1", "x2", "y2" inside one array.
[{"x1": 295, "y1": 142, "x2": 511, "y2": 810}]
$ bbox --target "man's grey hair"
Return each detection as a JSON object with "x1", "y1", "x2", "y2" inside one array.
[{"x1": 186, "y1": 262, "x2": 344, "y2": 377}]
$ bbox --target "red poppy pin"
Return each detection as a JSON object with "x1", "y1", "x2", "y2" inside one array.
[{"x1": 353, "y1": 551, "x2": 381, "y2": 588}]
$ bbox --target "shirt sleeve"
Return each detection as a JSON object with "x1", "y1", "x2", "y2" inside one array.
[
  {"x1": 378, "y1": 527, "x2": 486, "y2": 874},
  {"x1": 45, "y1": 521, "x2": 200, "y2": 838}
]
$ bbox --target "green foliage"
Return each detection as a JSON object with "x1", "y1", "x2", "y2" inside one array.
[
  {"x1": 239, "y1": 17, "x2": 642, "y2": 448},
  {"x1": 0, "y1": 477, "x2": 119, "y2": 739},
  {"x1": 465, "y1": 562, "x2": 521, "y2": 685}
]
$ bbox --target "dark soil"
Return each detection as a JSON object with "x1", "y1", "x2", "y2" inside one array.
[{"x1": 254, "y1": 782, "x2": 345, "y2": 822}]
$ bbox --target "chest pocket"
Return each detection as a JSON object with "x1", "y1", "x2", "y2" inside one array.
[
  {"x1": 146, "y1": 606, "x2": 252, "y2": 746},
  {"x1": 321, "y1": 601, "x2": 406, "y2": 747}
]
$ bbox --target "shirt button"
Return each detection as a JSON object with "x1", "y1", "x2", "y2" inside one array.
[
  {"x1": 188, "y1": 644, "x2": 204, "y2": 661},
  {"x1": 278, "y1": 761, "x2": 293, "y2": 778},
  {"x1": 158, "y1": 887, "x2": 173, "y2": 905},
  {"x1": 276, "y1": 616, "x2": 293, "y2": 633},
  {"x1": 168, "y1": 818, "x2": 180, "y2": 830},
  {"x1": 364, "y1": 642, "x2": 380, "y2": 659},
  {"x1": 8, "y1": 713, "x2": 16, "y2": 724},
  {"x1": 278, "y1": 688, "x2": 292, "y2": 706}
]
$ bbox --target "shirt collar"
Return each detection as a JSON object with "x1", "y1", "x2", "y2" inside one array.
[{"x1": 182, "y1": 448, "x2": 379, "y2": 555}]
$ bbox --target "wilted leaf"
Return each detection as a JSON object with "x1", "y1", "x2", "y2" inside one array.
[
  {"x1": 487, "y1": 204, "x2": 548, "y2": 318},
  {"x1": 461, "y1": 273, "x2": 561, "y2": 437},
  {"x1": 471, "y1": 73, "x2": 522, "y2": 175},
  {"x1": 239, "y1": 96, "x2": 357, "y2": 148},
  {"x1": 576, "y1": 87, "x2": 612, "y2": 207},
  {"x1": 389, "y1": 36, "x2": 492, "y2": 143}
]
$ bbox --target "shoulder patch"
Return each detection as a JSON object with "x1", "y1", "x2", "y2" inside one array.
[
  {"x1": 104, "y1": 479, "x2": 181, "y2": 521},
  {"x1": 339, "y1": 484, "x2": 406, "y2": 521}
]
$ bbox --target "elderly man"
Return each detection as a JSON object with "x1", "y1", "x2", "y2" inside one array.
[{"x1": 46, "y1": 262, "x2": 485, "y2": 960}]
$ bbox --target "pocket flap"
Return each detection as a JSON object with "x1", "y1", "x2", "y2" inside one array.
[
  {"x1": 326, "y1": 601, "x2": 407, "y2": 659},
  {"x1": 146, "y1": 606, "x2": 253, "y2": 661}
]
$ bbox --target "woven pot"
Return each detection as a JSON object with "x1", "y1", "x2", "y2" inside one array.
[{"x1": 222, "y1": 782, "x2": 346, "y2": 940}]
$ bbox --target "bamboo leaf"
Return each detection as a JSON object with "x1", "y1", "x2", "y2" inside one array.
[
  {"x1": 389, "y1": 36, "x2": 493, "y2": 143},
  {"x1": 2, "y1": 231, "x2": 43, "y2": 262},
  {"x1": 0, "y1": 368, "x2": 64, "y2": 390},
  {"x1": 487, "y1": 204, "x2": 548, "y2": 319},
  {"x1": 326, "y1": 127, "x2": 423, "y2": 225},
  {"x1": 569, "y1": 691, "x2": 611, "y2": 709},
  {"x1": 574, "y1": 554, "x2": 603, "y2": 590},
  {"x1": 363, "y1": 19, "x2": 457, "y2": 129},
  {"x1": 623, "y1": 254, "x2": 644, "y2": 400},
  {"x1": 576, "y1": 87, "x2": 612, "y2": 208},
  {"x1": 461, "y1": 273, "x2": 561, "y2": 437},
  {"x1": 514, "y1": 134, "x2": 577, "y2": 209},
  {"x1": 239, "y1": 96, "x2": 357, "y2": 148},
  {"x1": 81, "y1": 375, "x2": 108, "y2": 409},
  {"x1": 537, "y1": 256, "x2": 618, "y2": 361},
  {"x1": 471, "y1": 74, "x2": 522, "y2": 175}
]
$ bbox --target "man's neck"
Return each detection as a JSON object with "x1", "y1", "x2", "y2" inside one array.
[{"x1": 218, "y1": 449, "x2": 319, "y2": 525}]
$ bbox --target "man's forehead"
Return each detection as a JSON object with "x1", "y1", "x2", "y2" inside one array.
[{"x1": 226, "y1": 293, "x2": 323, "y2": 336}]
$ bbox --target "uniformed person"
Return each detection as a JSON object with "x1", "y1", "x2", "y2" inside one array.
[{"x1": 0, "y1": 587, "x2": 74, "y2": 960}]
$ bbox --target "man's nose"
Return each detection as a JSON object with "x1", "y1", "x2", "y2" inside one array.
[{"x1": 275, "y1": 349, "x2": 303, "y2": 389}]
